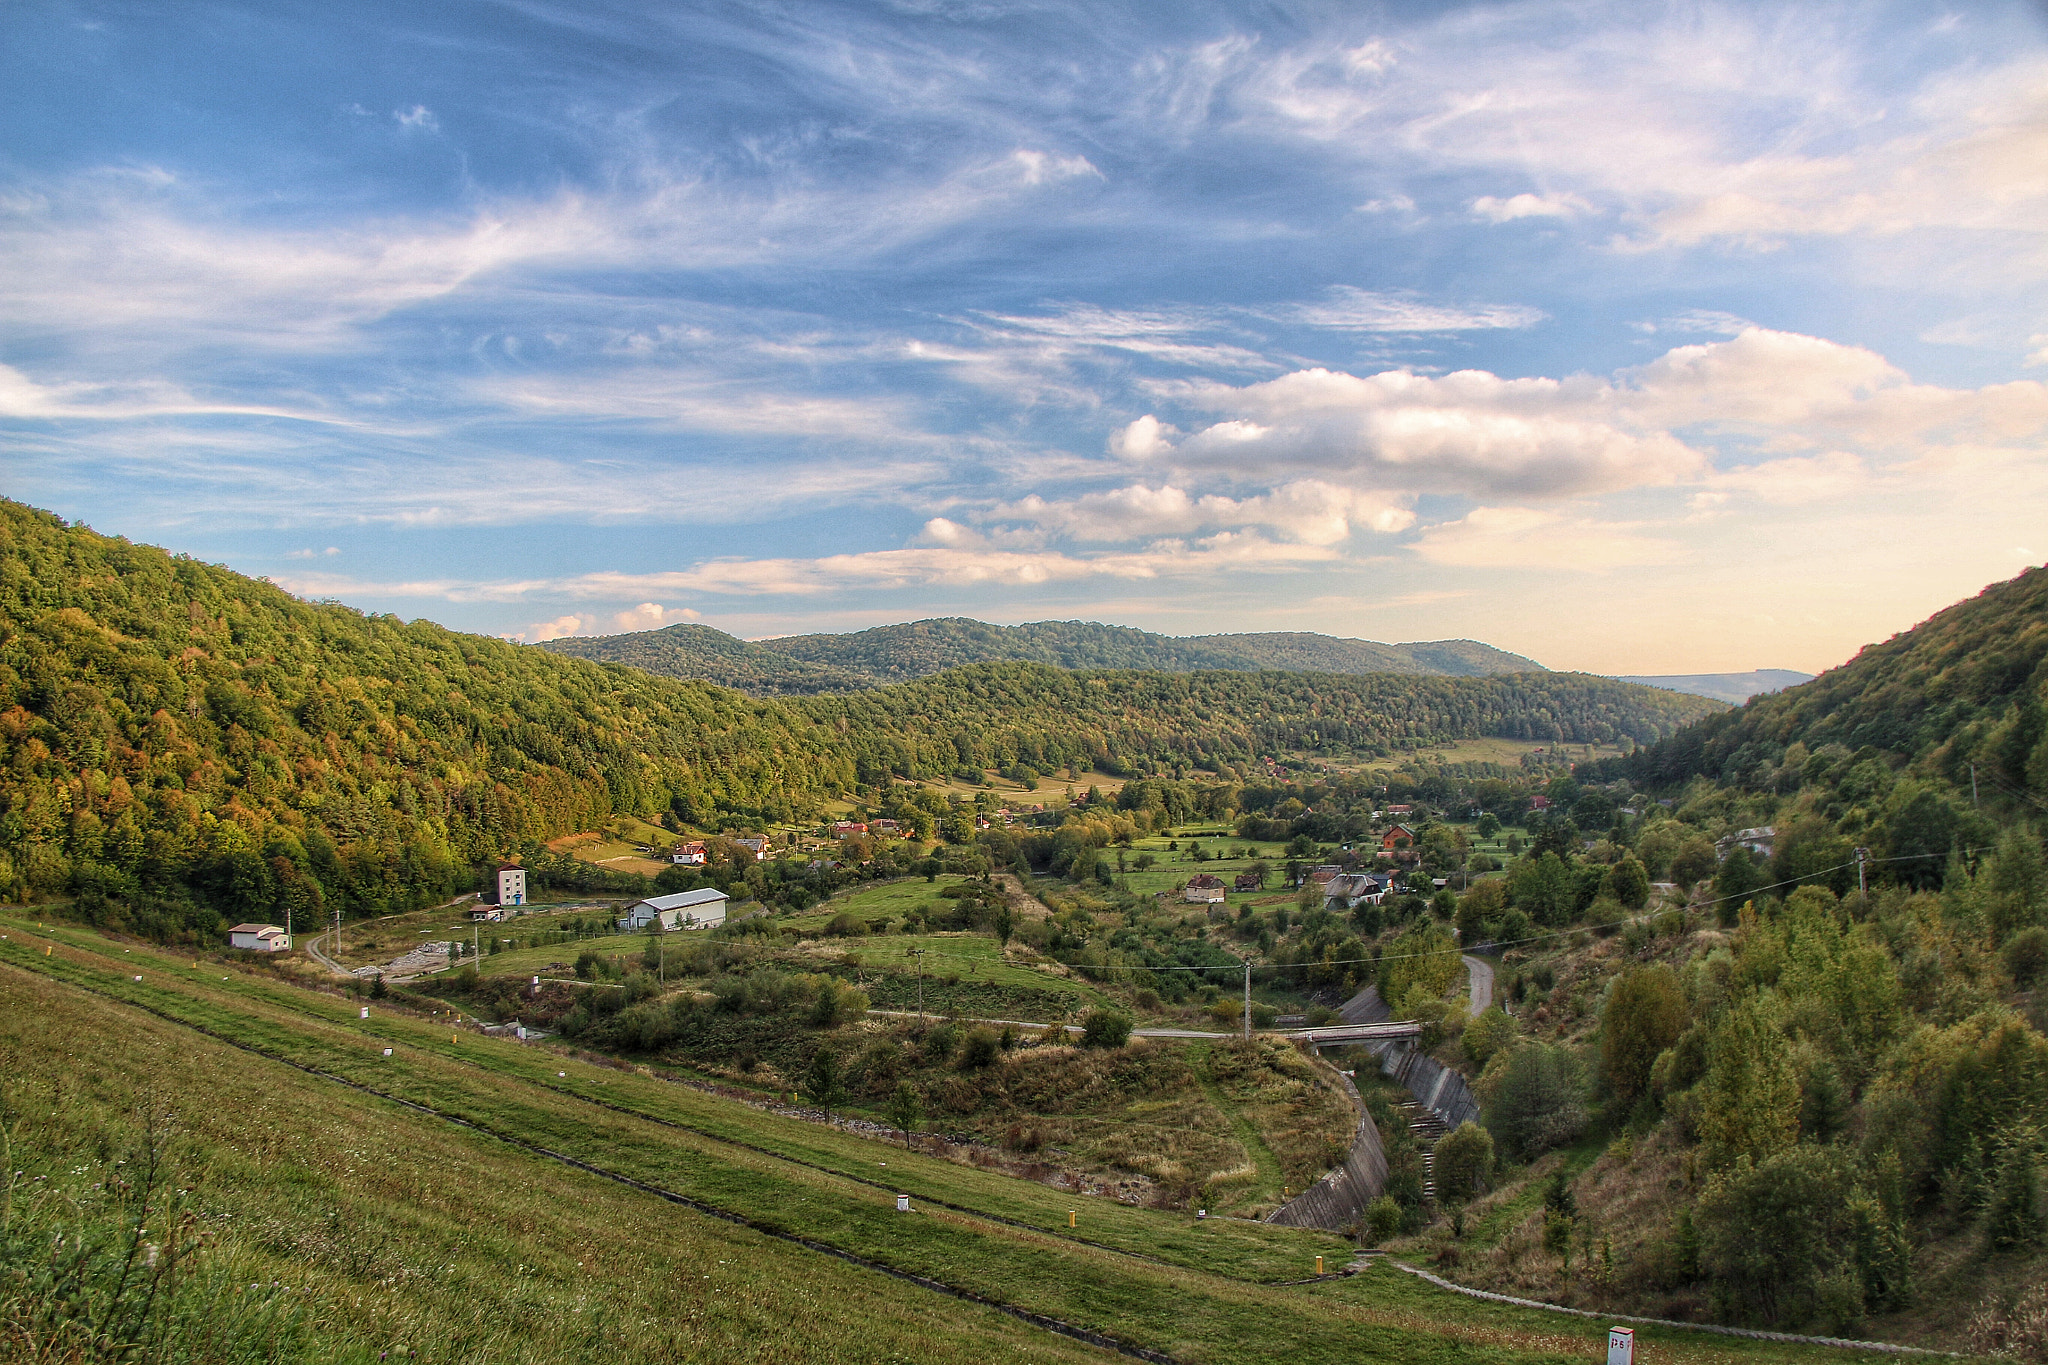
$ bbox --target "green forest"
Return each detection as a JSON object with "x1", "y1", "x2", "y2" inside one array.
[
  {"x1": 540, "y1": 615, "x2": 1543, "y2": 693},
  {"x1": 0, "y1": 500, "x2": 1712, "y2": 939}
]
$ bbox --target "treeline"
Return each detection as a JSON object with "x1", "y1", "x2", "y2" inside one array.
[{"x1": 0, "y1": 500, "x2": 1713, "y2": 941}]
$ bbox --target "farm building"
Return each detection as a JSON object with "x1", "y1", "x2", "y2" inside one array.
[
  {"x1": 618, "y1": 888, "x2": 730, "y2": 932},
  {"x1": 671, "y1": 841, "x2": 707, "y2": 865},
  {"x1": 1183, "y1": 873, "x2": 1227, "y2": 904},
  {"x1": 229, "y1": 923, "x2": 290, "y2": 952}
]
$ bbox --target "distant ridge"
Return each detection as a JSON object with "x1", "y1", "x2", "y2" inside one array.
[
  {"x1": 1613, "y1": 669, "x2": 1814, "y2": 705},
  {"x1": 539, "y1": 617, "x2": 1546, "y2": 695}
]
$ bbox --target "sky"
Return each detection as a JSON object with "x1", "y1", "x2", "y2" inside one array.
[{"x1": 3, "y1": 0, "x2": 2046, "y2": 675}]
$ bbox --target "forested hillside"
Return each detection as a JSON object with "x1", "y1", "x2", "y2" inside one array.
[
  {"x1": 538, "y1": 622, "x2": 873, "y2": 695},
  {"x1": 1618, "y1": 565, "x2": 2048, "y2": 801},
  {"x1": 545, "y1": 615, "x2": 1544, "y2": 692},
  {"x1": 0, "y1": 501, "x2": 1712, "y2": 939}
]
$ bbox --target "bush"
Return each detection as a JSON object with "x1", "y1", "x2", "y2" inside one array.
[
  {"x1": 1364, "y1": 1194, "x2": 1403, "y2": 1246},
  {"x1": 2004, "y1": 926, "x2": 2048, "y2": 990},
  {"x1": 1601, "y1": 964, "x2": 1688, "y2": 1109},
  {"x1": 1461, "y1": 1006, "x2": 1517, "y2": 1069},
  {"x1": 1080, "y1": 1009, "x2": 1132, "y2": 1049},
  {"x1": 1433, "y1": 1121, "x2": 1495, "y2": 1204},
  {"x1": 1484, "y1": 1044, "x2": 1588, "y2": 1161},
  {"x1": 958, "y1": 1026, "x2": 1002, "y2": 1069}
]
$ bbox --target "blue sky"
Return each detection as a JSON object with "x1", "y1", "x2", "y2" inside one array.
[{"x1": 4, "y1": 0, "x2": 2045, "y2": 673}]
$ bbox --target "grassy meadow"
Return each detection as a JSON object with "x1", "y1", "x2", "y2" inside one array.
[{"x1": 0, "y1": 914, "x2": 1939, "y2": 1365}]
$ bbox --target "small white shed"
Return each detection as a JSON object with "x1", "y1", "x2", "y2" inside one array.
[{"x1": 229, "y1": 923, "x2": 290, "y2": 952}]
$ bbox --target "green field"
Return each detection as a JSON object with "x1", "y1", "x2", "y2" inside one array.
[{"x1": 0, "y1": 914, "x2": 1912, "y2": 1365}]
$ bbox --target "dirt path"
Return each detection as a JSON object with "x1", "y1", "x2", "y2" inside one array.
[
  {"x1": 1188, "y1": 1041, "x2": 1286, "y2": 1214},
  {"x1": 994, "y1": 872, "x2": 1055, "y2": 920}
]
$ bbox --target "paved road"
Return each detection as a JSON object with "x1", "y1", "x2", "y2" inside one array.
[
  {"x1": 305, "y1": 927, "x2": 355, "y2": 978},
  {"x1": 1462, "y1": 954, "x2": 1494, "y2": 1011}
]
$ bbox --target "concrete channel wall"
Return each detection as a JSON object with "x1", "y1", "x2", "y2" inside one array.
[
  {"x1": 1364, "y1": 1039, "x2": 1484, "y2": 1131},
  {"x1": 1265, "y1": 1068, "x2": 1389, "y2": 1231}
]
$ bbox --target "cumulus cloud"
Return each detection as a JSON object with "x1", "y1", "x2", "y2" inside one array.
[
  {"x1": 1143, "y1": 329, "x2": 2047, "y2": 502},
  {"x1": 1166, "y1": 367, "x2": 1703, "y2": 498},
  {"x1": 1108, "y1": 414, "x2": 1177, "y2": 458}
]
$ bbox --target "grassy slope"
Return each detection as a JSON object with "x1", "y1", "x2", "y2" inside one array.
[{"x1": 0, "y1": 915, "x2": 1905, "y2": 1365}]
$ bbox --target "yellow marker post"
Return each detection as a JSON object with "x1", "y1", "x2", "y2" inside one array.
[
  {"x1": 45, "y1": 946, "x2": 51, "y2": 956},
  {"x1": 1316, "y1": 1255, "x2": 1324, "y2": 1276},
  {"x1": 1068, "y1": 1210, "x2": 1076, "y2": 1228}
]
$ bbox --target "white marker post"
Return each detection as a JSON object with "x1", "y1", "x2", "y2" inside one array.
[
  {"x1": 1606, "y1": 1327, "x2": 1634, "y2": 1365},
  {"x1": 896, "y1": 1194, "x2": 910, "y2": 1212}
]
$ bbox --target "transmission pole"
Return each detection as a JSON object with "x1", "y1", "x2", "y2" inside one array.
[{"x1": 1855, "y1": 847, "x2": 1869, "y2": 900}]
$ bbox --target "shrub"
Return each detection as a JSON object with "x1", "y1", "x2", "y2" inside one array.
[
  {"x1": 1364, "y1": 1194, "x2": 1403, "y2": 1246},
  {"x1": 1433, "y1": 1122, "x2": 1495, "y2": 1204},
  {"x1": 1461, "y1": 1006, "x2": 1517, "y2": 1069},
  {"x1": 958, "y1": 1026, "x2": 1002, "y2": 1069},
  {"x1": 1080, "y1": 1009, "x2": 1132, "y2": 1049},
  {"x1": 1484, "y1": 1043, "x2": 1588, "y2": 1161},
  {"x1": 1601, "y1": 964, "x2": 1688, "y2": 1109},
  {"x1": 2004, "y1": 926, "x2": 2048, "y2": 990}
]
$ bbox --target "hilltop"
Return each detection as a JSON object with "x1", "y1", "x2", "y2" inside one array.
[{"x1": 540, "y1": 616, "x2": 1544, "y2": 694}]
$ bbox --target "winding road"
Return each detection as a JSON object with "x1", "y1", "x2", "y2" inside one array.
[{"x1": 1462, "y1": 954, "x2": 1494, "y2": 1012}]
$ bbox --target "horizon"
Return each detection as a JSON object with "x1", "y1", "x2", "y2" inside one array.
[{"x1": 6, "y1": 1, "x2": 2045, "y2": 675}]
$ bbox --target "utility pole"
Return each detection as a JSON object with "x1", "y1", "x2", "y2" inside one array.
[
  {"x1": 1970, "y1": 764, "x2": 1979, "y2": 808},
  {"x1": 1243, "y1": 960, "x2": 1251, "y2": 1042},
  {"x1": 1855, "y1": 847, "x2": 1869, "y2": 900},
  {"x1": 916, "y1": 948, "x2": 925, "y2": 1027}
]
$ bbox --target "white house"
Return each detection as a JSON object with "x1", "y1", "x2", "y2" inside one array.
[
  {"x1": 493, "y1": 864, "x2": 527, "y2": 907},
  {"x1": 1716, "y1": 826, "x2": 1777, "y2": 861},
  {"x1": 229, "y1": 923, "x2": 290, "y2": 952},
  {"x1": 618, "y1": 888, "x2": 730, "y2": 932}
]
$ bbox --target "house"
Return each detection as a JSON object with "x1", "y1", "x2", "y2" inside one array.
[
  {"x1": 1183, "y1": 873, "x2": 1227, "y2": 903},
  {"x1": 871, "y1": 819, "x2": 900, "y2": 835},
  {"x1": 1233, "y1": 872, "x2": 1263, "y2": 893},
  {"x1": 733, "y1": 836, "x2": 768, "y2": 860},
  {"x1": 468, "y1": 905, "x2": 504, "y2": 922},
  {"x1": 618, "y1": 888, "x2": 731, "y2": 932},
  {"x1": 670, "y1": 841, "x2": 707, "y2": 866},
  {"x1": 1385, "y1": 804, "x2": 1414, "y2": 817},
  {"x1": 1717, "y1": 826, "x2": 1777, "y2": 860},
  {"x1": 1324, "y1": 871, "x2": 1396, "y2": 912},
  {"x1": 1380, "y1": 825, "x2": 1417, "y2": 852},
  {"x1": 488, "y1": 864, "x2": 527, "y2": 908},
  {"x1": 832, "y1": 821, "x2": 868, "y2": 838},
  {"x1": 229, "y1": 923, "x2": 289, "y2": 952},
  {"x1": 1307, "y1": 864, "x2": 1343, "y2": 888},
  {"x1": 1529, "y1": 795, "x2": 1552, "y2": 811}
]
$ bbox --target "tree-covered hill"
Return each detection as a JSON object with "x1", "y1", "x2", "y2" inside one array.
[
  {"x1": 543, "y1": 615, "x2": 1545, "y2": 692},
  {"x1": 0, "y1": 500, "x2": 1714, "y2": 936},
  {"x1": 1619, "y1": 564, "x2": 2048, "y2": 803},
  {"x1": 540, "y1": 622, "x2": 873, "y2": 695}
]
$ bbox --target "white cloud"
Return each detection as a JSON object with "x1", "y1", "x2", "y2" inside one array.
[
  {"x1": 1008, "y1": 150, "x2": 1103, "y2": 185},
  {"x1": 1470, "y1": 193, "x2": 1586, "y2": 223},
  {"x1": 2029, "y1": 334, "x2": 2048, "y2": 367},
  {"x1": 285, "y1": 546, "x2": 341, "y2": 559},
  {"x1": 612, "y1": 602, "x2": 701, "y2": 631},
  {"x1": 518, "y1": 614, "x2": 587, "y2": 642},
  {"x1": 1166, "y1": 367, "x2": 1703, "y2": 498},
  {"x1": 1409, "y1": 506, "x2": 1679, "y2": 570},
  {"x1": 394, "y1": 105, "x2": 439, "y2": 133},
  {"x1": 1108, "y1": 414, "x2": 1176, "y2": 458},
  {"x1": 1279, "y1": 286, "x2": 1544, "y2": 333},
  {"x1": 991, "y1": 480, "x2": 1414, "y2": 546},
  {"x1": 0, "y1": 362, "x2": 335, "y2": 423},
  {"x1": 1143, "y1": 329, "x2": 2046, "y2": 502}
]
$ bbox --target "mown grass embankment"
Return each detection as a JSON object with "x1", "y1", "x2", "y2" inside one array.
[{"x1": 0, "y1": 915, "x2": 1929, "y2": 1365}]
